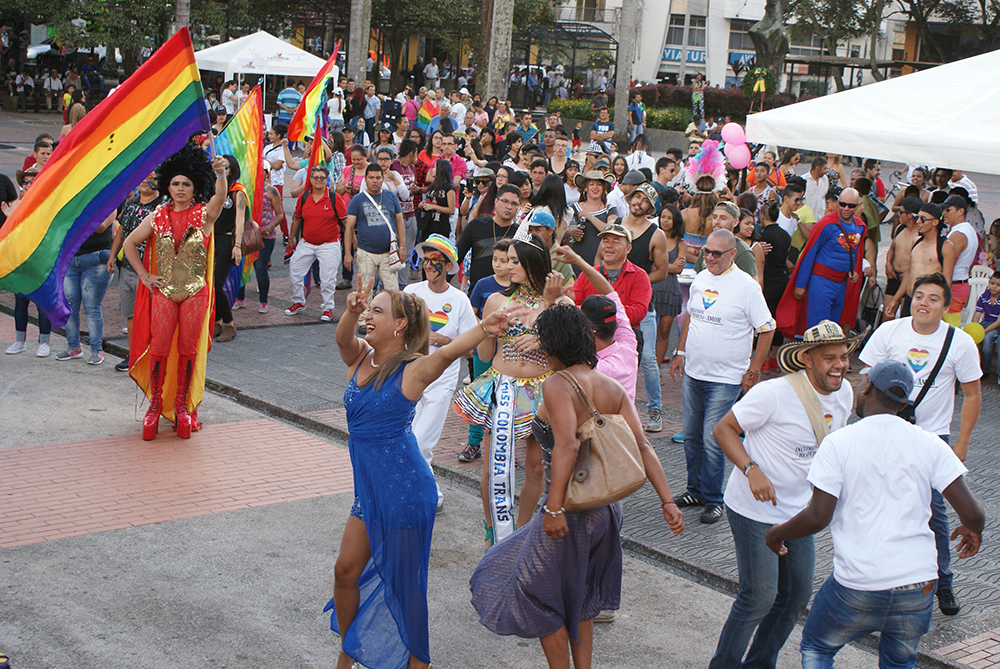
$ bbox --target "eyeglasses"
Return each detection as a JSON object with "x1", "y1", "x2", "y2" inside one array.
[
  {"x1": 704, "y1": 248, "x2": 730, "y2": 258},
  {"x1": 838, "y1": 201, "x2": 859, "y2": 208},
  {"x1": 497, "y1": 198, "x2": 520, "y2": 206}
]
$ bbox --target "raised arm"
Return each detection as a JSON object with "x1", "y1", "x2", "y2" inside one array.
[
  {"x1": 335, "y1": 277, "x2": 374, "y2": 366},
  {"x1": 203, "y1": 156, "x2": 229, "y2": 231}
]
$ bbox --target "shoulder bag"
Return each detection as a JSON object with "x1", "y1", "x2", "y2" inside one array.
[
  {"x1": 240, "y1": 219, "x2": 264, "y2": 255},
  {"x1": 898, "y1": 325, "x2": 955, "y2": 424},
  {"x1": 363, "y1": 189, "x2": 404, "y2": 270},
  {"x1": 784, "y1": 371, "x2": 831, "y2": 446},
  {"x1": 555, "y1": 370, "x2": 647, "y2": 511}
]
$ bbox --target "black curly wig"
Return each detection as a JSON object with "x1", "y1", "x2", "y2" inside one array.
[
  {"x1": 535, "y1": 303, "x2": 598, "y2": 369},
  {"x1": 155, "y1": 143, "x2": 215, "y2": 203}
]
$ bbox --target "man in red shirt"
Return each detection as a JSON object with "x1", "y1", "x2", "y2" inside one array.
[
  {"x1": 440, "y1": 133, "x2": 466, "y2": 187},
  {"x1": 285, "y1": 165, "x2": 347, "y2": 321},
  {"x1": 573, "y1": 223, "x2": 652, "y2": 328}
]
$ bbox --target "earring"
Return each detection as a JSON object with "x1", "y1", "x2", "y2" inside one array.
[{"x1": 394, "y1": 329, "x2": 400, "y2": 337}]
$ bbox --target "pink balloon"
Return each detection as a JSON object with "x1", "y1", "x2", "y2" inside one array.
[
  {"x1": 721, "y1": 122, "x2": 746, "y2": 145},
  {"x1": 726, "y1": 143, "x2": 752, "y2": 170}
]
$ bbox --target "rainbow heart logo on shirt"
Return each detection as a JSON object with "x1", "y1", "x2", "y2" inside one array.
[
  {"x1": 824, "y1": 414, "x2": 833, "y2": 425},
  {"x1": 702, "y1": 289, "x2": 719, "y2": 309},
  {"x1": 907, "y1": 348, "x2": 930, "y2": 372},
  {"x1": 429, "y1": 310, "x2": 449, "y2": 332}
]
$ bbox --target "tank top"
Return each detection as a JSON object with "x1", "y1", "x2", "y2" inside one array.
[
  {"x1": 627, "y1": 222, "x2": 655, "y2": 273},
  {"x1": 950, "y1": 221, "x2": 979, "y2": 282}
]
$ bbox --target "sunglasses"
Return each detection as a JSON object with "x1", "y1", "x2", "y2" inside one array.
[
  {"x1": 917, "y1": 215, "x2": 939, "y2": 223},
  {"x1": 475, "y1": 179, "x2": 493, "y2": 186},
  {"x1": 704, "y1": 248, "x2": 730, "y2": 258},
  {"x1": 838, "y1": 201, "x2": 859, "y2": 208}
]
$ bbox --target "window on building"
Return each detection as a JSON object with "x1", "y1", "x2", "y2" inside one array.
[
  {"x1": 666, "y1": 14, "x2": 685, "y2": 46},
  {"x1": 688, "y1": 16, "x2": 707, "y2": 47},
  {"x1": 788, "y1": 33, "x2": 824, "y2": 57},
  {"x1": 728, "y1": 19, "x2": 755, "y2": 51},
  {"x1": 850, "y1": 45, "x2": 861, "y2": 58}
]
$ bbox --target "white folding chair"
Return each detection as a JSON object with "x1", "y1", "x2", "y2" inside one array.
[
  {"x1": 970, "y1": 265, "x2": 993, "y2": 279},
  {"x1": 962, "y1": 276, "x2": 990, "y2": 326}
]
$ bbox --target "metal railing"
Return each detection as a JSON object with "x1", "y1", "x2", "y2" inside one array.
[{"x1": 552, "y1": 5, "x2": 621, "y2": 25}]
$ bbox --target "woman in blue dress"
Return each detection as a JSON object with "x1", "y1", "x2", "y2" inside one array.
[{"x1": 328, "y1": 277, "x2": 519, "y2": 669}]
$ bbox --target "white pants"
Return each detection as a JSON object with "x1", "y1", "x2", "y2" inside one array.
[
  {"x1": 356, "y1": 248, "x2": 399, "y2": 293},
  {"x1": 411, "y1": 368, "x2": 458, "y2": 505},
  {"x1": 290, "y1": 240, "x2": 341, "y2": 311}
]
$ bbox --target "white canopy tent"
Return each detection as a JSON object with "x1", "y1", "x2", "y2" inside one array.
[
  {"x1": 746, "y1": 50, "x2": 1000, "y2": 175},
  {"x1": 194, "y1": 31, "x2": 328, "y2": 81}
]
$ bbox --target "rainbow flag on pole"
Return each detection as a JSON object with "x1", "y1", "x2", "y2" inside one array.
[
  {"x1": 286, "y1": 40, "x2": 341, "y2": 143},
  {"x1": 0, "y1": 27, "x2": 209, "y2": 328},
  {"x1": 215, "y1": 85, "x2": 264, "y2": 295},
  {"x1": 415, "y1": 99, "x2": 438, "y2": 132}
]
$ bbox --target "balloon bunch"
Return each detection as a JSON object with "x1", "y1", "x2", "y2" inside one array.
[{"x1": 721, "y1": 123, "x2": 751, "y2": 169}]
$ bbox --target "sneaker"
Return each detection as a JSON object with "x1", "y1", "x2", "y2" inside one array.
[
  {"x1": 593, "y1": 610, "x2": 617, "y2": 623},
  {"x1": 673, "y1": 492, "x2": 703, "y2": 508},
  {"x1": 36, "y1": 342, "x2": 50, "y2": 358},
  {"x1": 457, "y1": 443, "x2": 482, "y2": 462},
  {"x1": 336, "y1": 280, "x2": 354, "y2": 290},
  {"x1": 114, "y1": 358, "x2": 129, "y2": 372},
  {"x1": 5, "y1": 341, "x2": 26, "y2": 355},
  {"x1": 282, "y1": 236, "x2": 289, "y2": 246},
  {"x1": 284, "y1": 303, "x2": 306, "y2": 316},
  {"x1": 937, "y1": 588, "x2": 960, "y2": 616},
  {"x1": 283, "y1": 248, "x2": 294, "y2": 264},
  {"x1": 671, "y1": 432, "x2": 684, "y2": 444},
  {"x1": 700, "y1": 504, "x2": 724, "y2": 524},
  {"x1": 321, "y1": 310, "x2": 334, "y2": 322},
  {"x1": 56, "y1": 347, "x2": 83, "y2": 361},
  {"x1": 436, "y1": 499, "x2": 444, "y2": 515},
  {"x1": 87, "y1": 351, "x2": 105, "y2": 365},
  {"x1": 258, "y1": 303, "x2": 269, "y2": 314},
  {"x1": 232, "y1": 299, "x2": 246, "y2": 310},
  {"x1": 644, "y1": 408, "x2": 662, "y2": 433}
]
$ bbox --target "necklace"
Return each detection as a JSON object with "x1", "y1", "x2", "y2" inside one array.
[{"x1": 513, "y1": 284, "x2": 543, "y2": 310}]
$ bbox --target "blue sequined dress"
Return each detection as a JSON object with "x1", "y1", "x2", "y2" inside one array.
[{"x1": 324, "y1": 353, "x2": 437, "y2": 669}]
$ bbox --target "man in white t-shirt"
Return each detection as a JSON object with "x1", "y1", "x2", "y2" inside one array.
[
  {"x1": 765, "y1": 359, "x2": 984, "y2": 668},
  {"x1": 803, "y1": 157, "x2": 829, "y2": 221},
  {"x1": 405, "y1": 235, "x2": 478, "y2": 510},
  {"x1": 942, "y1": 194, "x2": 979, "y2": 320},
  {"x1": 776, "y1": 181, "x2": 805, "y2": 238},
  {"x1": 669, "y1": 230, "x2": 776, "y2": 525},
  {"x1": 859, "y1": 271, "x2": 981, "y2": 615},
  {"x1": 708, "y1": 321, "x2": 857, "y2": 669}
]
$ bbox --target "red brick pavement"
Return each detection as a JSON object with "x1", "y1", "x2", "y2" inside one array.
[
  {"x1": 937, "y1": 629, "x2": 1000, "y2": 668},
  {"x1": 0, "y1": 419, "x2": 353, "y2": 548}
]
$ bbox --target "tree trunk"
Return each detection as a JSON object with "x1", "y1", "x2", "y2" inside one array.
[
  {"x1": 748, "y1": 0, "x2": 789, "y2": 79},
  {"x1": 867, "y1": 0, "x2": 886, "y2": 81},
  {"x1": 175, "y1": 0, "x2": 190, "y2": 33},
  {"x1": 483, "y1": 0, "x2": 514, "y2": 101},
  {"x1": 614, "y1": 0, "x2": 638, "y2": 145},
  {"x1": 349, "y1": 0, "x2": 373, "y2": 84}
]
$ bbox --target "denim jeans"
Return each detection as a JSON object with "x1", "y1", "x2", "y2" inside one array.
[
  {"x1": 800, "y1": 575, "x2": 934, "y2": 669},
  {"x1": 709, "y1": 507, "x2": 814, "y2": 669},
  {"x1": 14, "y1": 294, "x2": 52, "y2": 341},
  {"x1": 63, "y1": 249, "x2": 112, "y2": 351},
  {"x1": 682, "y1": 374, "x2": 742, "y2": 505},
  {"x1": 931, "y1": 434, "x2": 953, "y2": 590},
  {"x1": 981, "y1": 328, "x2": 999, "y2": 375},
  {"x1": 253, "y1": 237, "x2": 276, "y2": 304},
  {"x1": 639, "y1": 310, "x2": 661, "y2": 412}
]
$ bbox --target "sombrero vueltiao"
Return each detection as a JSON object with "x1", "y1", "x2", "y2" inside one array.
[{"x1": 776, "y1": 320, "x2": 868, "y2": 373}]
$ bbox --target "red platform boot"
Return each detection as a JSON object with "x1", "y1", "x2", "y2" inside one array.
[
  {"x1": 143, "y1": 356, "x2": 167, "y2": 440},
  {"x1": 175, "y1": 355, "x2": 196, "y2": 439}
]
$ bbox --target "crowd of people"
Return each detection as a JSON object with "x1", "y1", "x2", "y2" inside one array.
[{"x1": 1, "y1": 71, "x2": 994, "y2": 669}]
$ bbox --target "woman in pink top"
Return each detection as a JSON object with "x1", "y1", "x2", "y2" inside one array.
[{"x1": 546, "y1": 245, "x2": 638, "y2": 402}]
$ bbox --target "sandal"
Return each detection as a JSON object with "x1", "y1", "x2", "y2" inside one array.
[{"x1": 484, "y1": 519, "x2": 494, "y2": 549}]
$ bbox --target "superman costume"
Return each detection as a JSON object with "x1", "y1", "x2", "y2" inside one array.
[{"x1": 775, "y1": 212, "x2": 865, "y2": 339}]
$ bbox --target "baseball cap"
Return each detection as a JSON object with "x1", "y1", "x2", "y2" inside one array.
[
  {"x1": 528, "y1": 210, "x2": 557, "y2": 230},
  {"x1": 594, "y1": 158, "x2": 610, "y2": 170},
  {"x1": 381, "y1": 122, "x2": 393, "y2": 131},
  {"x1": 581, "y1": 294, "x2": 617, "y2": 325},
  {"x1": 598, "y1": 223, "x2": 632, "y2": 243},
  {"x1": 899, "y1": 197, "x2": 924, "y2": 216},
  {"x1": 586, "y1": 141, "x2": 607, "y2": 156},
  {"x1": 920, "y1": 202, "x2": 943, "y2": 219},
  {"x1": 714, "y1": 201, "x2": 741, "y2": 221},
  {"x1": 633, "y1": 183, "x2": 660, "y2": 210},
  {"x1": 863, "y1": 359, "x2": 914, "y2": 405},
  {"x1": 941, "y1": 194, "x2": 968, "y2": 211},
  {"x1": 621, "y1": 170, "x2": 647, "y2": 186},
  {"x1": 459, "y1": 87, "x2": 470, "y2": 96}
]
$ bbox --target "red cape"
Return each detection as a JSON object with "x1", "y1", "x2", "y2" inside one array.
[{"x1": 775, "y1": 212, "x2": 866, "y2": 339}]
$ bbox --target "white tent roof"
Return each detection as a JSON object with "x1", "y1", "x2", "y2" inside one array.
[
  {"x1": 746, "y1": 50, "x2": 1000, "y2": 175},
  {"x1": 195, "y1": 31, "x2": 328, "y2": 80}
]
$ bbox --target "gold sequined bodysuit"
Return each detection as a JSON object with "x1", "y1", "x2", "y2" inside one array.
[
  {"x1": 498, "y1": 287, "x2": 548, "y2": 368},
  {"x1": 153, "y1": 203, "x2": 210, "y2": 302}
]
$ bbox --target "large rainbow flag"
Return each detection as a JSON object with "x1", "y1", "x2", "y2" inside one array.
[
  {"x1": 215, "y1": 85, "x2": 264, "y2": 297},
  {"x1": 286, "y1": 40, "x2": 341, "y2": 143},
  {"x1": 414, "y1": 99, "x2": 439, "y2": 132},
  {"x1": 0, "y1": 27, "x2": 210, "y2": 328}
]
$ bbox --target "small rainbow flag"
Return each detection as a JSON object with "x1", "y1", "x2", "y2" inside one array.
[
  {"x1": 286, "y1": 40, "x2": 341, "y2": 143},
  {"x1": 307, "y1": 105, "x2": 328, "y2": 176},
  {"x1": 0, "y1": 27, "x2": 209, "y2": 328},
  {"x1": 415, "y1": 99, "x2": 439, "y2": 132},
  {"x1": 216, "y1": 85, "x2": 265, "y2": 299}
]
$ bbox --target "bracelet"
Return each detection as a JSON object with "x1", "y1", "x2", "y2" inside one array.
[
  {"x1": 661, "y1": 501, "x2": 678, "y2": 509},
  {"x1": 233, "y1": 244, "x2": 242, "y2": 250},
  {"x1": 479, "y1": 321, "x2": 491, "y2": 337},
  {"x1": 543, "y1": 505, "x2": 565, "y2": 517},
  {"x1": 746, "y1": 370, "x2": 760, "y2": 377},
  {"x1": 742, "y1": 460, "x2": 759, "y2": 475}
]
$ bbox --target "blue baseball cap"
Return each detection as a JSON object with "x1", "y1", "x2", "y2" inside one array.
[
  {"x1": 864, "y1": 359, "x2": 914, "y2": 404},
  {"x1": 528, "y1": 210, "x2": 556, "y2": 230}
]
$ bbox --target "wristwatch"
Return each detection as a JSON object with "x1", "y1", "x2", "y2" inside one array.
[
  {"x1": 742, "y1": 460, "x2": 759, "y2": 475},
  {"x1": 673, "y1": 349, "x2": 685, "y2": 357}
]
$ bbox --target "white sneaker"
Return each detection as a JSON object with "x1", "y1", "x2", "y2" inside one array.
[
  {"x1": 5, "y1": 341, "x2": 26, "y2": 355},
  {"x1": 36, "y1": 342, "x2": 50, "y2": 357}
]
